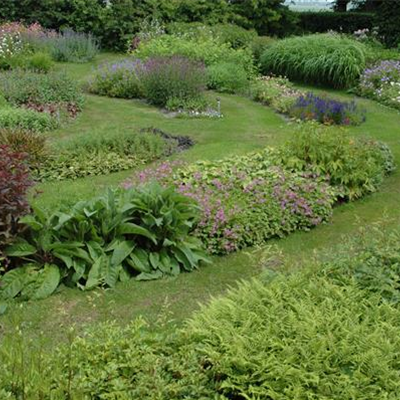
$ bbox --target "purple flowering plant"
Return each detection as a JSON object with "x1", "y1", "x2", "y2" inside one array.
[
  {"x1": 357, "y1": 60, "x2": 400, "y2": 110},
  {"x1": 88, "y1": 59, "x2": 145, "y2": 99},
  {"x1": 290, "y1": 92, "x2": 366, "y2": 125},
  {"x1": 88, "y1": 55, "x2": 207, "y2": 110}
]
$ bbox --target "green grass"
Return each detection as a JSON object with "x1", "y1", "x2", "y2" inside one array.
[{"x1": 2, "y1": 54, "x2": 400, "y2": 349}]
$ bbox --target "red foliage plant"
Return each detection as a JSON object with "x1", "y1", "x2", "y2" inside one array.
[{"x1": 0, "y1": 145, "x2": 33, "y2": 255}]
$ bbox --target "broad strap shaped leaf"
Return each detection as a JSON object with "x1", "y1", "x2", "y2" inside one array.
[
  {"x1": 25, "y1": 264, "x2": 61, "y2": 300},
  {"x1": 127, "y1": 249, "x2": 152, "y2": 273},
  {"x1": 5, "y1": 239, "x2": 37, "y2": 257},
  {"x1": 135, "y1": 270, "x2": 163, "y2": 281},
  {"x1": 0, "y1": 267, "x2": 28, "y2": 299},
  {"x1": 110, "y1": 240, "x2": 135, "y2": 267},
  {"x1": 118, "y1": 222, "x2": 157, "y2": 244}
]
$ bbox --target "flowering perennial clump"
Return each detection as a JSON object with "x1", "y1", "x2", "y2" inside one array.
[
  {"x1": 358, "y1": 61, "x2": 400, "y2": 110},
  {"x1": 290, "y1": 93, "x2": 366, "y2": 125},
  {"x1": 250, "y1": 75, "x2": 303, "y2": 114},
  {"x1": 124, "y1": 150, "x2": 335, "y2": 254}
]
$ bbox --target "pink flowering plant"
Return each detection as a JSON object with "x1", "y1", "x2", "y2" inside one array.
[{"x1": 124, "y1": 149, "x2": 335, "y2": 254}]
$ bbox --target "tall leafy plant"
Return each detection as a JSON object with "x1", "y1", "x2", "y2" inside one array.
[{"x1": 1, "y1": 184, "x2": 208, "y2": 301}]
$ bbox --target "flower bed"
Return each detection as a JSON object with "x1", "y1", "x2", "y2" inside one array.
[{"x1": 357, "y1": 60, "x2": 400, "y2": 110}]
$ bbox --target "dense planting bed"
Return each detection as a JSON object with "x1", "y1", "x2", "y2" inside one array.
[{"x1": 1, "y1": 17, "x2": 400, "y2": 399}]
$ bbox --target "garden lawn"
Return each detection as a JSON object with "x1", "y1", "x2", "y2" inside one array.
[{"x1": 1, "y1": 55, "x2": 400, "y2": 349}]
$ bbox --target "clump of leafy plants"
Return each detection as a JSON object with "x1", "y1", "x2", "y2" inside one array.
[
  {"x1": 207, "y1": 61, "x2": 249, "y2": 94},
  {"x1": 42, "y1": 29, "x2": 99, "y2": 63},
  {"x1": 88, "y1": 55, "x2": 208, "y2": 111},
  {"x1": 1, "y1": 184, "x2": 208, "y2": 301},
  {"x1": 0, "y1": 128, "x2": 48, "y2": 169},
  {"x1": 126, "y1": 151, "x2": 336, "y2": 254},
  {"x1": 3, "y1": 251, "x2": 400, "y2": 398},
  {"x1": 0, "y1": 69, "x2": 84, "y2": 118},
  {"x1": 141, "y1": 55, "x2": 207, "y2": 109},
  {"x1": 289, "y1": 92, "x2": 366, "y2": 125},
  {"x1": 133, "y1": 33, "x2": 254, "y2": 75},
  {"x1": 36, "y1": 128, "x2": 190, "y2": 181},
  {"x1": 275, "y1": 122, "x2": 393, "y2": 200},
  {"x1": 88, "y1": 59, "x2": 145, "y2": 99},
  {"x1": 0, "y1": 106, "x2": 58, "y2": 132}
]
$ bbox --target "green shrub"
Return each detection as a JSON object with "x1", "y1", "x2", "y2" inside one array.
[
  {"x1": 37, "y1": 129, "x2": 177, "y2": 181},
  {"x1": 0, "y1": 107, "x2": 58, "y2": 132},
  {"x1": 260, "y1": 33, "x2": 367, "y2": 88},
  {"x1": 167, "y1": 22, "x2": 257, "y2": 49},
  {"x1": 295, "y1": 11, "x2": 375, "y2": 34},
  {"x1": 207, "y1": 62, "x2": 249, "y2": 93},
  {"x1": 376, "y1": 1, "x2": 400, "y2": 48},
  {"x1": 5, "y1": 52, "x2": 54, "y2": 73},
  {"x1": 185, "y1": 273, "x2": 400, "y2": 400},
  {"x1": 315, "y1": 227, "x2": 400, "y2": 304},
  {"x1": 88, "y1": 59, "x2": 144, "y2": 99},
  {"x1": 25, "y1": 51, "x2": 54, "y2": 72},
  {"x1": 275, "y1": 122, "x2": 393, "y2": 200},
  {"x1": 249, "y1": 35, "x2": 275, "y2": 64},
  {"x1": 141, "y1": 56, "x2": 207, "y2": 108},
  {"x1": 2, "y1": 184, "x2": 209, "y2": 301},
  {"x1": 0, "y1": 129, "x2": 48, "y2": 168},
  {"x1": 134, "y1": 34, "x2": 255, "y2": 74},
  {"x1": 0, "y1": 70, "x2": 84, "y2": 115}
]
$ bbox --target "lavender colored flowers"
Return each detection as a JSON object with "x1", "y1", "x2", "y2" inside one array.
[{"x1": 358, "y1": 60, "x2": 400, "y2": 110}]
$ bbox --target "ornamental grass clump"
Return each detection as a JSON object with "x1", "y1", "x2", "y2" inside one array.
[
  {"x1": 357, "y1": 60, "x2": 400, "y2": 110},
  {"x1": 260, "y1": 33, "x2": 367, "y2": 88},
  {"x1": 290, "y1": 92, "x2": 366, "y2": 125}
]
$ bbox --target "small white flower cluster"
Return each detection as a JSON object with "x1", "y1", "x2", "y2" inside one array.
[{"x1": 0, "y1": 30, "x2": 23, "y2": 59}]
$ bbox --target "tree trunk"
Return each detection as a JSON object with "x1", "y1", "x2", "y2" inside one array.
[{"x1": 335, "y1": 0, "x2": 349, "y2": 12}]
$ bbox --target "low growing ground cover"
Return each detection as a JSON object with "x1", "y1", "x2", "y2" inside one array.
[{"x1": 2, "y1": 227, "x2": 400, "y2": 399}]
